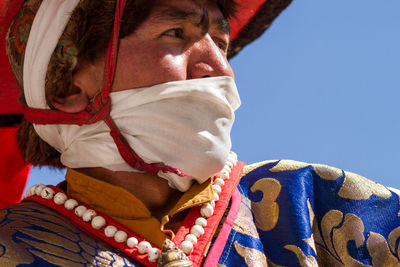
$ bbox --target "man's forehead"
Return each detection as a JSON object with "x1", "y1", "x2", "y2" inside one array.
[
  {"x1": 147, "y1": 0, "x2": 230, "y2": 34},
  {"x1": 153, "y1": 0, "x2": 222, "y2": 14}
]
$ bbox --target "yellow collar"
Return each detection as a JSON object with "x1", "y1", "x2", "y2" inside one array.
[{"x1": 66, "y1": 168, "x2": 214, "y2": 247}]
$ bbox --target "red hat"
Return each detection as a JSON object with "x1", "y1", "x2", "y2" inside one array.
[
  {"x1": 0, "y1": 0, "x2": 24, "y2": 114},
  {"x1": 0, "y1": 0, "x2": 291, "y2": 116}
]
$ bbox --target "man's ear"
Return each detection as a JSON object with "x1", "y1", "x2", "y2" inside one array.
[
  {"x1": 51, "y1": 62, "x2": 100, "y2": 113},
  {"x1": 51, "y1": 88, "x2": 89, "y2": 113}
]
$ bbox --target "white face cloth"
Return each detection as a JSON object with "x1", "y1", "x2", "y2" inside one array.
[{"x1": 33, "y1": 76, "x2": 241, "y2": 191}]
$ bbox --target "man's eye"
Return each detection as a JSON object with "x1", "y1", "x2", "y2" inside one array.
[
  {"x1": 214, "y1": 38, "x2": 228, "y2": 53},
  {"x1": 162, "y1": 28, "x2": 184, "y2": 39}
]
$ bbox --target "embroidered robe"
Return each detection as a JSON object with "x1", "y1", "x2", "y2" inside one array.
[{"x1": 1, "y1": 160, "x2": 399, "y2": 266}]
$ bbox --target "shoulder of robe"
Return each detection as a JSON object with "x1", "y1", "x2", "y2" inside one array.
[
  {"x1": 242, "y1": 159, "x2": 395, "y2": 201},
  {"x1": 0, "y1": 201, "x2": 138, "y2": 266},
  {"x1": 243, "y1": 159, "x2": 343, "y2": 178},
  {"x1": 235, "y1": 160, "x2": 400, "y2": 266}
]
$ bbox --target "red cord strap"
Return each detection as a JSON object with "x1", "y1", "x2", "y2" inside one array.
[
  {"x1": 101, "y1": 0, "x2": 125, "y2": 100},
  {"x1": 23, "y1": 96, "x2": 111, "y2": 126},
  {"x1": 23, "y1": 0, "x2": 189, "y2": 177},
  {"x1": 104, "y1": 116, "x2": 187, "y2": 175}
]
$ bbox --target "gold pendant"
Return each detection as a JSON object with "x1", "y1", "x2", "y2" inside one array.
[{"x1": 158, "y1": 239, "x2": 193, "y2": 267}]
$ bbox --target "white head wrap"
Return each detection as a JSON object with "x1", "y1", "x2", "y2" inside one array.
[{"x1": 24, "y1": 0, "x2": 80, "y2": 109}]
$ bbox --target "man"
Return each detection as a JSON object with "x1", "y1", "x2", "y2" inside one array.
[{"x1": 1, "y1": 0, "x2": 400, "y2": 266}]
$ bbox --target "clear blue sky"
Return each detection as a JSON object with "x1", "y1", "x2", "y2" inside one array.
[{"x1": 28, "y1": 0, "x2": 400, "y2": 189}]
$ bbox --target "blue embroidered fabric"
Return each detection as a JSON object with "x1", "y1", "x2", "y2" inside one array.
[{"x1": 218, "y1": 160, "x2": 400, "y2": 266}]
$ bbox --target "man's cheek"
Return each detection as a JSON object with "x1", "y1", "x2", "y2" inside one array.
[{"x1": 157, "y1": 55, "x2": 188, "y2": 81}]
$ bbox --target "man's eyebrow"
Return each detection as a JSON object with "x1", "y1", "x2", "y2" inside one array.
[
  {"x1": 153, "y1": 7, "x2": 230, "y2": 35},
  {"x1": 215, "y1": 17, "x2": 230, "y2": 36}
]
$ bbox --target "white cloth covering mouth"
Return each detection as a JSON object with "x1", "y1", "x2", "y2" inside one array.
[{"x1": 37, "y1": 76, "x2": 240, "y2": 192}]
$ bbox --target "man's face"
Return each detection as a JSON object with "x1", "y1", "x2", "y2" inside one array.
[{"x1": 77, "y1": 0, "x2": 234, "y2": 97}]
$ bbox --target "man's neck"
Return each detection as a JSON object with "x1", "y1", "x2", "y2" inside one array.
[{"x1": 74, "y1": 167, "x2": 183, "y2": 221}]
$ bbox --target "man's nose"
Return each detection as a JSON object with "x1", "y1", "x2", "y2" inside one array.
[{"x1": 187, "y1": 35, "x2": 234, "y2": 79}]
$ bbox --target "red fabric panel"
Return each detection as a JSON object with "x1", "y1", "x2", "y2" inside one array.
[
  {"x1": 173, "y1": 161, "x2": 245, "y2": 267},
  {"x1": 0, "y1": 127, "x2": 30, "y2": 209},
  {"x1": 203, "y1": 188, "x2": 242, "y2": 267},
  {"x1": 0, "y1": 0, "x2": 24, "y2": 114}
]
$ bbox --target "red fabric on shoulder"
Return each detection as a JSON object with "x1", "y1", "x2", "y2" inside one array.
[
  {"x1": 0, "y1": 127, "x2": 30, "y2": 209},
  {"x1": 0, "y1": 0, "x2": 24, "y2": 114}
]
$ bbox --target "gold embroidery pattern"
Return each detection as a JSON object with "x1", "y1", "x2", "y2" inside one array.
[
  {"x1": 387, "y1": 187, "x2": 400, "y2": 217},
  {"x1": 243, "y1": 160, "x2": 278, "y2": 176},
  {"x1": 0, "y1": 202, "x2": 135, "y2": 266},
  {"x1": 306, "y1": 199, "x2": 316, "y2": 232},
  {"x1": 269, "y1": 160, "x2": 309, "y2": 173},
  {"x1": 314, "y1": 209, "x2": 400, "y2": 266},
  {"x1": 318, "y1": 210, "x2": 369, "y2": 266},
  {"x1": 284, "y1": 244, "x2": 318, "y2": 267},
  {"x1": 234, "y1": 241, "x2": 268, "y2": 267},
  {"x1": 94, "y1": 251, "x2": 136, "y2": 267},
  {"x1": 303, "y1": 236, "x2": 317, "y2": 258},
  {"x1": 250, "y1": 178, "x2": 281, "y2": 231},
  {"x1": 338, "y1": 171, "x2": 391, "y2": 200},
  {"x1": 267, "y1": 160, "x2": 392, "y2": 201},
  {"x1": 283, "y1": 199, "x2": 319, "y2": 267},
  {"x1": 268, "y1": 160, "x2": 344, "y2": 181},
  {"x1": 388, "y1": 226, "x2": 400, "y2": 254},
  {"x1": 366, "y1": 232, "x2": 399, "y2": 266},
  {"x1": 312, "y1": 164, "x2": 343, "y2": 181},
  {"x1": 232, "y1": 195, "x2": 260, "y2": 239},
  {"x1": 268, "y1": 160, "x2": 343, "y2": 181},
  {"x1": 233, "y1": 241, "x2": 284, "y2": 267}
]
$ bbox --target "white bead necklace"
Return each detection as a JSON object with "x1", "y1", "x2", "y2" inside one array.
[{"x1": 24, "y1": 152, "x2": 238, "y2": 264}]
